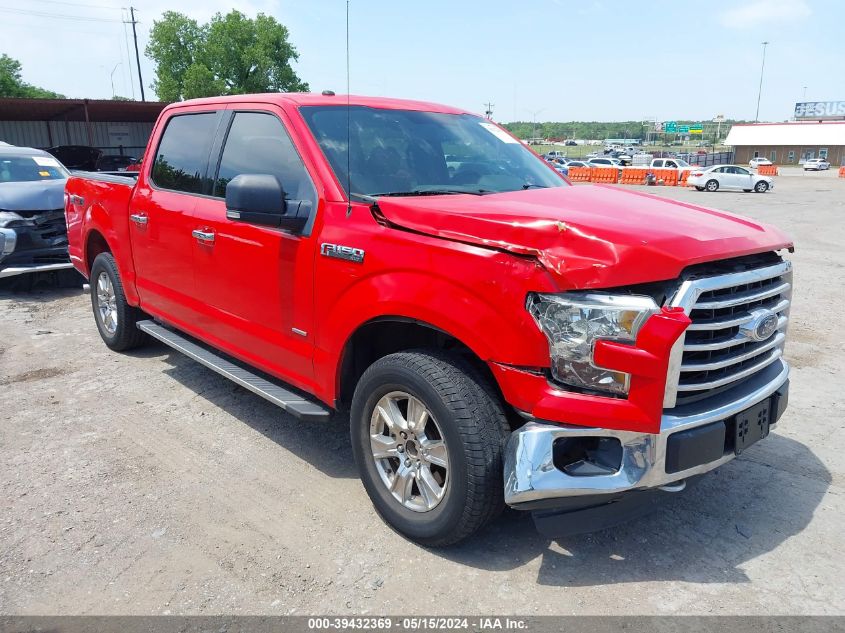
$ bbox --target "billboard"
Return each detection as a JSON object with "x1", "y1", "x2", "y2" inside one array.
[{"x1": 794, "y1": 101, "x2": 845, "y2": 120}]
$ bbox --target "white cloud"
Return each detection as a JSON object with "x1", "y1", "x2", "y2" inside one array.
[{"x1": 719, "y1": 0, "x2": 811, "y2": 29}]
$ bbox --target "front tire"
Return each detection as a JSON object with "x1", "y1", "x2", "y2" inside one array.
[
  {"x1": 350, "y1": 350, "x2": 508, "y2": 546},
  {"x1": 705, "y1": 179, "x2": 719, "y2": 192},
  {"x1": 89, "y1": 253, "x2": 148, "y2": 351},
  {"x1": 754, "y1": 181, "x2": 769, "y2": 193}
]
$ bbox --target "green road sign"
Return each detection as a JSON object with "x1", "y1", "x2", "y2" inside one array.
[
  {"x1": 665, "y1": 121, "x2": 677, "y2": 133},
  {"x1": 690, "y1": 123, "x2": 703, "y2": 134},
  {"x1": 678, "y1": 125, "x2": 690, "y2": 134}
]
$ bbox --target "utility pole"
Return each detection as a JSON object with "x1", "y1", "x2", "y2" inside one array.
[
  {"x1": 754, "y1": 41, "x2": 769, "y2": 122},
  {"x1": 128, "y1": 7, "x2": 146, "y2": 101},
  {"x1": 483, "y1": 102, "x2": 494, "y2": 120},
  {"x1": 110, "y1": 62, "x2": 121, "y2": 98}
]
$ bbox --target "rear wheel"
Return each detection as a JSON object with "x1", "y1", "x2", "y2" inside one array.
[
  {"x1": 705, "y1": 179, "x2": 719, "y2": 192},
  {"x1": 350, "y1": 350, "x2": 508, "y2": 546},
  {"x1": 754, "y1": 181, "x2": 769, "y2": 193},
  {"x1": 743, "y1": 189, "x2": 752, "y2": 193},
  {"x1": 694, "y1": 186, "x2": 704, "y2": 191},
  {"x1": 89, "y1": 253, "x2": 148, "y2": 351}
]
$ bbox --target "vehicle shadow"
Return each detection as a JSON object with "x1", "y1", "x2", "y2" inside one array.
[
  {"x1": 147, "y1": 344, "x2": 358, "y2": 479},
  {"x1": 131, "y1": 344, "x2": 829, "y2": 587},
  {"x1": 441, "y1": 432, "x2": 829, "y2": 586}
]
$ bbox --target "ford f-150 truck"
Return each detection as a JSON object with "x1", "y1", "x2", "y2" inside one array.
[{"x1": 65, "y1": 94, "x2": 793, "y2": 545}]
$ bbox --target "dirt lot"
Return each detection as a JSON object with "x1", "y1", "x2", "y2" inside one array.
[{"x1": 1, "y1": 168, "x2": 843, "y2": 615}]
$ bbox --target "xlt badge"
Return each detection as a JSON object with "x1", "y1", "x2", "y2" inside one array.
[{"x1": 321, "y1": 243, "x2": 365, "y2": 264}]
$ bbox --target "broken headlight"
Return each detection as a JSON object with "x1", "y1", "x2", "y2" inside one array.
[{"x1": 527, "y1": 292, "x2": 659, "y2": 395}]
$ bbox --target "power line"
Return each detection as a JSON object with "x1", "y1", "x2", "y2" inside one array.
[
  {"x1": 16, "y1": 0, "x2": 122, "y2": 9},
  {"x1": 0, "y1": 6, "x2": 122, "y2": 22}
]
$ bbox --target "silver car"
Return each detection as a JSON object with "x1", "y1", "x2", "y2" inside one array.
[
  {"x1": 687, "y1": 164, "x2": 774, "y2": 193},
  {"x1": 803, "y1": 158, "x2": 831, "y2": 171}
]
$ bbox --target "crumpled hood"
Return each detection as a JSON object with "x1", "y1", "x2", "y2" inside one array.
[
  {"x1": 374, "y1": 184, "x2": 793, "y2": 289},
  {"x1": 0, "y1": 179, "x2": 66, "y2": 213}
]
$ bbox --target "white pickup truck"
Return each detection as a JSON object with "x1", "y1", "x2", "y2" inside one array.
[{"x1": 650, "y1": 158, "x2": 694, "y2": 172}]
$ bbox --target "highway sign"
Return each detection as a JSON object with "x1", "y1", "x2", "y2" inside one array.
[
  {"x1": 664, "y1": 121, "x2": 677, "y2": 133},
  {"x1": 690, "y1": 123, "x2": 703, "y2": 135},
  {"x1": 678, "y1": 125, "x2": 690, "y2": 134}
]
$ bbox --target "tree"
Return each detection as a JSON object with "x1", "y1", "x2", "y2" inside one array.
[
  {"x1": 145, "y1": 10, "x2": 308, "y2": 101},
  {"x1": 0, "y1": 54, "x2": 64, "y2": 99}
]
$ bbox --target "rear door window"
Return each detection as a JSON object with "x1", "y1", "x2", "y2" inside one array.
[{"x1": 151, "y1": 112, "x2": 219, "y2": 194}]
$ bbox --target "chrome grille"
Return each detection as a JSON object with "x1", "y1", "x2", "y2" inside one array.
[{"x1": 664, "y1": 260, "x2": 792, "y2": 407}]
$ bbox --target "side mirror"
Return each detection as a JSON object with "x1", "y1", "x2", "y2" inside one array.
[{"x1": 225, "y1": 174, "x2": 309, "y2": 232}]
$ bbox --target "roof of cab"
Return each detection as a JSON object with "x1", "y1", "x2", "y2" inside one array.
[{"x1": 163, "y1": 93, "x2": 473, "y2": 116}]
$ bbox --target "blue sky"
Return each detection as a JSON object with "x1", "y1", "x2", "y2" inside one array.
[{"x1": 2, "y1": 0, "x2": 844, "y2": 122}]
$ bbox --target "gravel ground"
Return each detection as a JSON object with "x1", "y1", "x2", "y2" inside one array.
[{"x1": 1, "y1": 168, "x2": 843, "y2": 615}]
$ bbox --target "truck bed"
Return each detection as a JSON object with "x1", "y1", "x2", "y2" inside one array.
[{"x1": 64, "y1": 171, "x2": 138, "y2": 280}]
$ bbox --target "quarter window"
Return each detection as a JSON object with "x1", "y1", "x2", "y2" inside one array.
[
  {"x1": 214, "y1": 111, "x2": 316, "y2": 211},
  {"x1": 151, "y1": 113, "x2": 219, "y2": 194}
]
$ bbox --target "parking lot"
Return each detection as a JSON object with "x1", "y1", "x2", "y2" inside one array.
[{"x1": 1, "y1": 168, "x2": 843, "y2": 615}]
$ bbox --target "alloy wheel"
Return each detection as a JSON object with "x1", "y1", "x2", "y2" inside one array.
[
  {"x1": 96, "y1": 271, "x2": 118, "y2": 334},
  {"x1": 369, "y1": 391, "x2": 449, "y2": 512}
]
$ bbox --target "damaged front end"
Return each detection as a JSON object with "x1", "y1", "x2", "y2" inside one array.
[{"x1": 0, "y1": 208, "x2": 75, "y2": 280}]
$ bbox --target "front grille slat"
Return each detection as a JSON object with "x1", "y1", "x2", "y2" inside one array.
[
  {"x1": 665, "y1": 257, "x2": 791, "y2": 408},
  {"x1": 694, "y1": 281, "x2": 791, "y2": 309}
]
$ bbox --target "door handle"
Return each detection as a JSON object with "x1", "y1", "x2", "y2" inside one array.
[
  {"x1": 192, "y1": 229, "x2": 215, "y2": 243},
  {"x1": 129, "y1": 213, "x2": 148, "y2": 225}
]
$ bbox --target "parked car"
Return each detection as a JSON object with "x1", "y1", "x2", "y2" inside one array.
[
  {"x1": 749, "y1": 157, "x2": 773, "y2": 169},
  {"x1": 125, "y1": 156, "x2": 143, "y2": 173},
  {"x1": 45, "y1": 145, "x2": 103, "y2": 171},
  {"x1": 687, "y1": 164, "x2": 774, "y2": 193},
  {"x1": 563, "y1": 160, "x2": 589, "y2": 168},
  {"x1": 650, "y1": 158, "x2": 694, "y2": 175},
  {"x1": 803, "y1": 158, "x2": 831, "y2": 171},
  {"x1": 0, "y1": 145, "x2": 75, "y2": 280},
  {"x1": 587, "y1": 157, "x2": 623, "y2": 168},
  {"x1": 564, "y1": 140, "x2": 577, "y2": 146},
  {"x1": 97, "y1": 154, "x2": 136, "y2": 172},
  {"x1": 544, "y1": 150, "x2": 566, "y2": 159},
  {"x1": 65, "y1": 93, "x2": 793, "y2": 545}
]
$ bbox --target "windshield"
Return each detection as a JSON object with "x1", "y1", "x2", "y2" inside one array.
[
  {"x1": 299, "y1": 106, "x2": 566, "y2": 196},
  {"x1": 0, "y1": 154, "x2": 69, "y2": 183},
  {"x1": 674, "y1": 159, "x2": 690, "y2": 167}
]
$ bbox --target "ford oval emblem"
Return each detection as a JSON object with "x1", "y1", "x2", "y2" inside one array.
[
  {"x1": 755, "y1": 314, "x2": 779, "y2": 341},
  {"x1": 740, "y1": 309, "x2": 779, "y2": 342}
]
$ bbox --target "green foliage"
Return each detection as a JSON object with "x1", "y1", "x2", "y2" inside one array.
[
  {"x1": 145, "y1": 10, "x2": 308, "y2": 101},
  {"x1": 0, "y1": 53, "x2": 64, "y2": 99},
  {"x1": 503, "y1": 119, "x2": 748, "y2": 141}
]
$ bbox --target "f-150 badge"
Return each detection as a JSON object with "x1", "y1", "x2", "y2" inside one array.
[{"x1": 320, "y1": 243, "x2": 365, "y2": 264}]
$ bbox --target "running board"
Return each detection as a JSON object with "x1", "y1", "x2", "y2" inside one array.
[{"x1": 137, "y1": 320, "x2": 331, "y2": 421}]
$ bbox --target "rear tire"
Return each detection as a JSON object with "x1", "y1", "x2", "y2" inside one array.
[
  {"x1": 743, "y1": 189, "x2": 752, "y2": 193},
  {"x1": 350, "y1": 350, "x2": 508, "y2": 546},
  {"x1": 754, "y1": 181, "x2": 769, "y2": 193},
  {"x1": 694, "y1": 186, "x2": 704, "y2": 191},
  {"x1": 89, "y1": 252, "x2": 148, "y2": 351},
  {"x1": 705, "y1": 179, "x2": 719, "y2": 192}
]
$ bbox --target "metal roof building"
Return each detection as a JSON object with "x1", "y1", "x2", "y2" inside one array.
[
  {"x1": 0, "y1": 98, "x2": 168, "y2": 158},
  {"x1": 724, "y1": 121, "x2": 845, "y2": 166}
]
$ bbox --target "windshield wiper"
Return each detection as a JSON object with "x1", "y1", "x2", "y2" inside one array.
[
  {"x1": 522, "y1": 183, "x2": 548, "y2": 190},
  {"x1": 370, "y1": 189, "x2": 487, "y2": 197}
]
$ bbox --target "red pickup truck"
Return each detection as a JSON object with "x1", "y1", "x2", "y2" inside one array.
[{"x1": 65, "y1": 94, "x2": 793, "y2": 545}]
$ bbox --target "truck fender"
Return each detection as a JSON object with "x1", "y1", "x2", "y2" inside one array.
[{"x1": 314, "y1": 270, "x2": 549, "y2": 405}]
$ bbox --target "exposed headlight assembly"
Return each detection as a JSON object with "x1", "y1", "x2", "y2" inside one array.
[{"x1": 527, "y1": 292, "x2": 659, "y2": 395}]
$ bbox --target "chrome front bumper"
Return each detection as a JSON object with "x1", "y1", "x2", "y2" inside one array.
[
  {"x1": 504, "y1": 359, "x2": 789, "y2": 507},
  {"x1": 0, "y1": 262, "x2": 74, "y2": 279}
]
